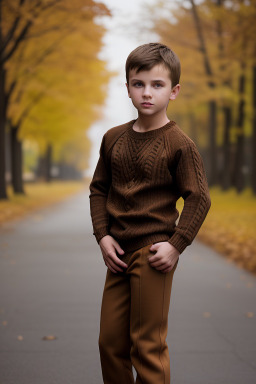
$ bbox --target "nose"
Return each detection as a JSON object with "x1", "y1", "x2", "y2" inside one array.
[{"x1": 142, "y1": 85, "x2": 152, "y2": 98}]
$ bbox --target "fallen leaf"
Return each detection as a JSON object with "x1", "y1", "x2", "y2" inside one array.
[
  {"x1": 246, "y1": 312, "x2": 254, "y2": 318},
  {"x1": 226, "y1": 283, "x2": 232, "y2": 289},
  {"x1": 2, "y1": 320, "x2": 7, "y2": 326},
  {"x1": 17, "y1": 335, "x2": 23, "y2": 341},
  {"x1": 42, "y1": 335, "x2": 57, "y2": 341},
  {"x1": 203, "y1": 312, "x2": 211, "y2": 318}
]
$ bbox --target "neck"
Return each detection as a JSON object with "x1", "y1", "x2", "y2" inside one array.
[{"x1": 134, "y1": 113, "x2": 170, "y2": 132}]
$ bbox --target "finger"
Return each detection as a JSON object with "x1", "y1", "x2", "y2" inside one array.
[
  {"x1": 109, "y1": 254, "x2": 127, "y2": 271},
  {"x1": 106, "y1": 260, "x2": 122, "y2": 273},
  {"x1": 150, "y1": 260, "x2": 166, "y2": 269},
  {"x1": 104, "y1": 259, "x2": 117, "y2": 273},
  {"x1": 150, "y1": 242, "x2": 163, "y2": 251},
  {"x1": 107, "y1": 265, "x2": 117, "y2": 273},
  {"x1": 148, "y1": 254, "x2": 161, "y2": 263},
  {"x1": 152, "y1": 263, "x2": 169, "y2": 271},
  {"x1": 163, "y1": 263, "x2": 176, "y2": 273},
  {"x1": 107, "y1": 257, "x2": 124, "y2": 272},
  {"x1": 148, "y1": 255, "x2": 165, "y2": 266},
  {"x1": 109, "y1": 252, "x2": 128, "y2": 269},
  {"x1": 104, "y1": 254, "x2": 123, "y2": 272},
  {"x1": 113, "y1": 242, "x2": 125, "y2": 256},
  {"x1": 157, "y1": 263, "x2": 171, "y2": 271},
  {"x1": 104, "y1": 250, "x2": 126, "y2": 269}
]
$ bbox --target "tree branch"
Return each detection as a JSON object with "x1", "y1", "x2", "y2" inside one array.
[
  {"x1": 1, "y1": 14, "x2": 22, "y2": 56},
  {"x1": 5, "y1": 79, "x2": 16, "y2": 106},
  {"x1": 17, "y1": 90, "x2": 45, "y2": 126},
  {"x1": 190, "y1": 0, "x2": 215, "y2": 87},
  {"x1": 1, "y1": 20, "x2": 32, "y2": 64},
  {"x1": 40, "y1": 0, "x2": 63, "y2": 12}
]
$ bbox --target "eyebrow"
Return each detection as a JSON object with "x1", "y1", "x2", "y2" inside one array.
[{"x1": 131, "y1": 79, "x2": 166, "y2": 82}]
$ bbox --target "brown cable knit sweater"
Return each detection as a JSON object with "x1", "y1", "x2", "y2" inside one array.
[{"x1": 89, "y1": 119, "x2": 211, "y2": 254}]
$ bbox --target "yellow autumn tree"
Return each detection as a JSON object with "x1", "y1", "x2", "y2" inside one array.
[
  {"x1": 1, "y1": 0, "x2": 111, "y2": 195},
  {"x1": 145, "y1": 0, "x2": 256, "y2": 190}
]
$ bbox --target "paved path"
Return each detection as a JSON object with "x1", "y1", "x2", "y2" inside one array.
[{"x1": 0, "y1": 190, "x2": 256, "y2": 384}]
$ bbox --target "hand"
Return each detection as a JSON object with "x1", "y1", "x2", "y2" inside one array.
[
  {"x1": 148, "y1": 242, "x2": 180, "y2": 273},
  {"x1": 99, "y1": 235, "x2": 128, "y2": 273}
]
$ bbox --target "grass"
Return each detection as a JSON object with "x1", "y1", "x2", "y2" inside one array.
[{"x1": 0, "y1": 180, "x2": 88, "y2": 225}]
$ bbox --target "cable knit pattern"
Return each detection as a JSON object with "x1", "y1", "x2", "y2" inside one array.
[{"x1": 89, "y1": 120, "x2": 211, "y2": 254}]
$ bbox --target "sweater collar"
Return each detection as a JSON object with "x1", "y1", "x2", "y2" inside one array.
[{"x1": 127, "y1": 119, "x2": 176, "y2": 140}]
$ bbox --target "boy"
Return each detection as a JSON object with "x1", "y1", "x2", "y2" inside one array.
[{"x1": 89, "y1": 43, "x2": 211, "y2": 384}]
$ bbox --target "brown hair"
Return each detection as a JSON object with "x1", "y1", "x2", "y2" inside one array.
[{"x1": 125, "y1": 43, "x2": 181, "y2": 87}]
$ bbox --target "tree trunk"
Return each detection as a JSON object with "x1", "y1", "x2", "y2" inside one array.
[
  {"x1": 189, "y1": 113, "x2": 198, "y2": 145},
  {"x1": 252, "y1": 65, "x2": 256, "y2": 194},
  {"x1": 36, "y1": 144, "x2": 52, "y2": 182},
  {"x1": 0, "y1": 0, "x2": 8, "y2": 199},
  {"x1": 233, "y1": 68, "x2": 246, "y2": 193},
  {"x1": 0, "y1": 62, "x2": 7, "y2": 199},
  {"x1": 10, "y1": 124, "x2": 25, "y2": 194},
  {"x1": 190, "y1": 0, "x2": 217, "y2": 186},
  {"x1": 45, "y1": 143, "x2": 52, "y2": 182},
  {"x1": 208, "y1": 100, "x2": 217, "y2": 186},
  {"x1": 221, "y1": 106, "x2": 232, "y2": 190},
  {"x1": 36, "y1": 156, "x2": 45, "y2": 180},
  {"x1": 215, "y1": 0, "x2": 233, "y2": 190}
]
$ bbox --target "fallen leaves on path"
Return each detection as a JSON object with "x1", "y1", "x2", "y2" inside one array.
[
  {"x1": 195, "y1": 188, "x2": 256, "y2": 275},
  {"x1": 0, "y1": 181, "x2": 86, "y2": 226}
]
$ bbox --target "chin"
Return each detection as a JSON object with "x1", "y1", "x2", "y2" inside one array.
[{"x1": 138, "y1": 108, "x2": 156, "y2": 114}]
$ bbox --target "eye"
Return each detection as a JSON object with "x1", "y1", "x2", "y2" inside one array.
[
  {"x1": 133, "y1": 82, "x2": 143, "y2": 87},
  {"x1": 154, "y1": 83, "x2": 163, "y2": 88}
]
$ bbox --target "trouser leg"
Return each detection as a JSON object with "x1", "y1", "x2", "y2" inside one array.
[
  {"x1": 99, "y1": 268, "x2": 134, "y2": 384},
  {"x1": 128, "y1": 244, "x2": 178, "y2": 384}
]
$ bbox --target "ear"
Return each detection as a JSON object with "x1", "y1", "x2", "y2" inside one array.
[
  {"x1": 126, "y1": 82, "x2": 131, "y2": 98},
  {"x1": 169, "y1": 84, "x2": 181, "y2": 101}
]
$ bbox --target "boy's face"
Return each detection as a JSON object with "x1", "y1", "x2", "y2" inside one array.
[{"x1": 126, "y1": 64, "x2": 180, "y2": 117}]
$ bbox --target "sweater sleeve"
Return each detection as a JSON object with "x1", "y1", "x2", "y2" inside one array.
[
  {"x1": 89, "y1": 134, "x2": 111, "y2": 243},
  {"x1": 168, "y1": 142, "x2": 211, "y2": 254}
]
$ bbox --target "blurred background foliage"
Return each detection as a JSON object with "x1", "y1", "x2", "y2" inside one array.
[
  {"x1": 0, "y1": 0, "x2": 112, "y2": 198},
  {"x1": 145, "y1": 0, "x2": 256, "y2": 193}
]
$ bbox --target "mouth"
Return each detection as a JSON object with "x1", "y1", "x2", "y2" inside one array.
[{"x1": 141, "y1": 102, "x2": 153, "y2": 106}]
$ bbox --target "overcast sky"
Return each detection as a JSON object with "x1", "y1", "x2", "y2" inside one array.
[{"x1": 86, "y1": 0, "x2": 159, "y2": 176}]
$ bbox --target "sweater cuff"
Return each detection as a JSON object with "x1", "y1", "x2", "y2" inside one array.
[
  {"x1": 168, "y1": 232, "x2": 190, "y2": 254},
  {"x1": 94, "y1": 227, "x2": 109, "y2": 244}
]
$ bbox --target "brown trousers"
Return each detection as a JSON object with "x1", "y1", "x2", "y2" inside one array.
[{"x1": 98, "y1": 243, "x2": 179, "y2": 384}]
